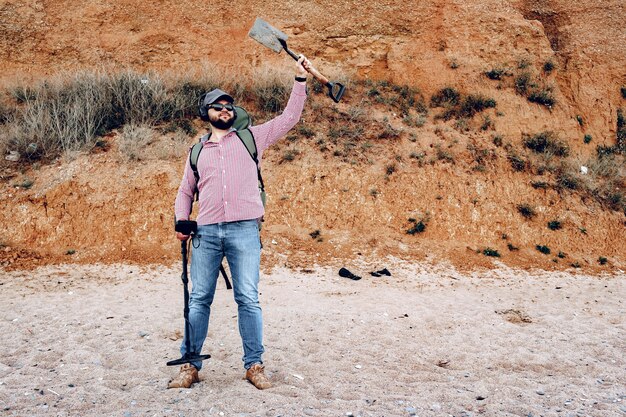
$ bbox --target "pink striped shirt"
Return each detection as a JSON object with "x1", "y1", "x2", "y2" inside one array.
[{"x1": 175, "y1": 81, "x2": 307, "y2": 225}]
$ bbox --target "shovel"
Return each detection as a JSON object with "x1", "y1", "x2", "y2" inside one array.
[{"x1": 248, "y1": 17, "x2": 345, "y2": 103}]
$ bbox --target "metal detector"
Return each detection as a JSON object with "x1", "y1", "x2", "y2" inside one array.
[{"x1": 166, "y1": 220, "x2": 211, "y2": 366}]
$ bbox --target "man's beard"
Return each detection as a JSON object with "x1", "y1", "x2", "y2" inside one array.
[{"x1": 209, "y1": 115, "x2": 235, "y2": 130}]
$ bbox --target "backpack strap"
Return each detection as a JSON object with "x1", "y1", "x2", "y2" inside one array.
[
  {"x1": 188, "y1": 140, "x2": 205, "y2": 201},
  {"x1": 235, "y1": 128, "x2": 266, "y2": 207}
]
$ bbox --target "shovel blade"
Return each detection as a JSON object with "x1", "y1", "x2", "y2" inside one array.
[{"x1": 248, "y1": 17, "x2": 289, "y2": 53}]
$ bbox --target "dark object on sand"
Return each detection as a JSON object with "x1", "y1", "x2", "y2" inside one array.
[
  {"x1": 339, "y1": 267, "x2": 361, "y2": 281},
  {"x1": 370, "y1": 268, "x2": 391, "y2": 277},
  {"x1": 167, "y1": 221, "x2": 211, "y2": 366}
]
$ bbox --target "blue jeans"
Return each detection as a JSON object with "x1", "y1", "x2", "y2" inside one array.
[{"x1": 180, "y1": 219, "x2": 264, "y2": 370}]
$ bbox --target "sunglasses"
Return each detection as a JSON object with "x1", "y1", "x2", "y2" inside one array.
[{"x1": 207, "y1": 103, "x2": 234, "y2": 112}]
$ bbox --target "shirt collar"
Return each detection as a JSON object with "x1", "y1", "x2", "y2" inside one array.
[{"x1": 202, "y1": 127, "x2": 237, "y2": 143}]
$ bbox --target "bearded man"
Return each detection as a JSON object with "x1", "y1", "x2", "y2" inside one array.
[{"x1": 168, "y1": 56, "x2": 310, "y2": 390}]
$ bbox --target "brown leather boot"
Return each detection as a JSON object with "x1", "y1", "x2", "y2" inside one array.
[
  {"x1": 167, "y1": 364, "x2": 199, "y2": 389},
  {"x1": 245, "y1": 363, "x2": 272, "y2": 390}
]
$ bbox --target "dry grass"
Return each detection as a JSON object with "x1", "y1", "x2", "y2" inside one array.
[
  {"x1": 117, "y1": 124, "x2": 157, "y2": 161},
  {"x1": 0, "y1": 66, "x2": 623, "y2": 219},
  {"x1": 0, "y1": 65, "x2": 297, "y2": 162}
]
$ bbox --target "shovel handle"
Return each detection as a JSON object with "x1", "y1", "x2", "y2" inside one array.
[{"x1": 279, "y1": 39, "x2": 345, "y2": 103}]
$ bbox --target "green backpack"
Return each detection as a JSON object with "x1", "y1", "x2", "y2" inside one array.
[{"x1": 189, "y1": 106, "x2": 266, "y2": 208}]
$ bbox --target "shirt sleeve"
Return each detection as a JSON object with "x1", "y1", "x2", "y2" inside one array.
[
  {"x1": 174, "y1": 150, "x2": 195, "y2": 221},
  {"x1": 250, "y1": 81, "x2": 307, "y2": 152}
]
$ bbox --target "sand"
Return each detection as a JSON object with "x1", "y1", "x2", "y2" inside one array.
[{"x1": 0, "y1": 260, "x2": 624, "y2": 417}]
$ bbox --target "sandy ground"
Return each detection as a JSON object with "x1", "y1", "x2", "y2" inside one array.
[{"x1": 0, "y1": 259, "x2": 624, "y2": 417}]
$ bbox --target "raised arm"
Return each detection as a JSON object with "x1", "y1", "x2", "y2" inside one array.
[{"x1": 251, "y1": 56, "x2": 310, "y2": 151}]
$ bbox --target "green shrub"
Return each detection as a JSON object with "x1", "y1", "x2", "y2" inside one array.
[
  {"x1": 406, "y1": 218, "x2": 427, "y2": 235},
  {"x1": 378, "y1": 122, "x2": 400, "y2": 139},
  {"x1": 543, "y1": 60, "x2": 555, "y2": 73},
  {"x1": 454, "y1": 118, "x2": 469, "y2": 132},
  {"x1": 523, "y1": 131, "x2": 569, "y2": 157},
  {"x1": 13, "y1": 178, "x2": 34, "y2": 189},
  {"x1": 531, "y1": 181, "x2": 549, "y2": 189},
  {"x1": 328, "y1": 124, "x2": 365, "y2": 141},
  {"x1": 527, "y1": 89, "x2": 556, "y2": 108},
  {"x1": 436, "y1": 146, "x2": 455, "y2": 163},
  {"x1": 485, "y1": 68, "x2": 507, "y2": 80},
  {"x1": 508, "y1": 153, "x2": 527, "y2": 172},
  {"x1": 584, "y1": 134, "x2": 592, "y2": 144},
  {"x1": 402, "y1": 114, "x2": 426, "y2": 127},
  {"x1": 584, "y1": 153, "x2": 626, "y2": 212},
  {"x1": 598, "y1": 256, "x2": 608, "y2": 265},
  {"x1": 596, "y1": 145, "x2": 618, "y2": 157},
  {"x1": 536, "y1": 245, "x2": 551, "y2": 255},
  {"x1": 459, "y1": 95, "x2": 497, "y2": 118},
  {"x1": 297, "y1": 125, "x2": 315, "y2": 138},
  {"x1": 435, "y1": 92, "x2": 497, "y2": 121},
  {"x1": 617, "y1": 108, "x2": 626, "y2": 152},
  {"x1": 481, "y1": 116, "x2": 494, "y2": 131},
  {"x1": 362, "y1": 80, "x2": 427, "y2": 113},
  {"x1": 281, "y1": 149, "x2": 300, "y2": 163},
  {"x1": 556, "y1": 171, "x2": 581, "y2": 190},
  {"x1": 482, "y1": 248, "x2": 501, "y2": 257},
  {"x1": 367, "y1": 87, "x2": 380, "y2": 97},
  {"x1": 621, "y1": 87, "x2": 626, "y2": 100},
  {"x1": 430, "y1": 87, "x2": 460, "y2": 107},
  {"x1": 604, "y1": 191, "x2": 625, "y2": 212},
  {"x1": 514, "y1": 72, "x2": 533, "y2": 95},
  {"x1": 517, "y1": 204, "x2": 536, "y2": 219},
  {"x1": 547, "y1": 220, "x2": 562, "y2": 230}
]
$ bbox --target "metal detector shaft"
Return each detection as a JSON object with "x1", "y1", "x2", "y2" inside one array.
[
  {"x1": 166, "y1": 239, "x2": 210, "y2": 366},
  {"x1": 181, "y1": 240, "x2": 191, "y2": 356}
]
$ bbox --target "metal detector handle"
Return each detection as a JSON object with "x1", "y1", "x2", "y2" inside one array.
[
  {"x1": 279, "y1": 39, "x2": 345, "y2": 103},
  {"x1": 181, "y1": 240, "x2": 189, "y2": 285}
]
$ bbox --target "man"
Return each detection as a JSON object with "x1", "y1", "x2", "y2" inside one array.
[{"x1": 168, "y1": 56, "x2": 311, "y2": 389}]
